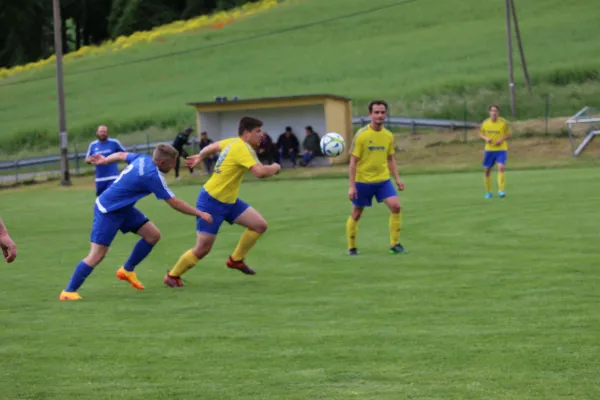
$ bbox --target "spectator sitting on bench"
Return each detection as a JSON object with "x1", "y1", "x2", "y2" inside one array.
[
  {"x1": 299, "y1": 126, "x2": 322, "y2": 167},
  {"x1": 258, "y1": 131, "x2": 276, "y2": 165},
  {"x1": 276, "y1": 126, "x2": 300, "y2": 167}
]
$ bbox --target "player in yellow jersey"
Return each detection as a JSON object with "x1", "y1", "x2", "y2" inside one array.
[
  {"x1": 480, "y1": 104, "x2": 511, "y2": 199},
  {"x1": 164, "y1": 117, "x2": 281, "y2": 286},
  {"x1": 346, "y1": 100, "x2": 406, "y2": 256}
]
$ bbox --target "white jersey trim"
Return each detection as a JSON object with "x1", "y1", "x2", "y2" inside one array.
[
  {"x1": 95, "y1": 198, "x2": 107, "y2": 213},
  {"x1": 95, "y1": 176, "x2": 119, "y2": 182}
]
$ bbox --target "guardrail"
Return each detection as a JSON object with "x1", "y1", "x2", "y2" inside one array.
[{"x1": 0, "y1": 116, "x2": 479, "y2": 182}]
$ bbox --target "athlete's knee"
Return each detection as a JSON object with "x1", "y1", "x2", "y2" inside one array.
[
  {"x1": 351, "y1": 208, "x2": 363, "y2": 220},
  {"x1": 84, "y1": 249, "x2": 106, "y2": 267},
  {"x1": 389, "y1": 203, "x2": 401, "y2": 214},
  {"x1": 484, "y1": 168, "x2": 492, "y2": 176},
  {"x1": 253, "y1": 220, "x2": 268, "y2": 234},
  {"x1": 145, "y1": 229, "x2": 161, "y2": 245},
  {"x1": 192, "y1": 241, "x2": 213, "y2": 259},
  {"x1": 498, "y1": 164, "x2": 505, "y2": 172}
]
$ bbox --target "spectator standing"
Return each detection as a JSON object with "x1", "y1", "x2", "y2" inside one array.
[{"x1": 172, "y1": 127, "x2": 195, "y2": 179}]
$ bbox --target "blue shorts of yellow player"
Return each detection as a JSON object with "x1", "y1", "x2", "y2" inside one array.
[
  {"x1": 352, "y1": 179, "x2": 397, "y2": 207},
  {"x1": 482, "y1": 150, "x2": 507, "y2": 168},
  {"x1": 196, "y1": 189, "x2": 249, "y2": 235},
  {"x1": 90, "y1": 204, "x2": 149, "y2": 246}
]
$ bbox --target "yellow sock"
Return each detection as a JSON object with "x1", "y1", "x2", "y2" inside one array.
[
  {"x1": 231, "y1": 230, "x2": 262, "y2": 261},
  {"x1": 498, "y1": 172, "x2": 505, "y2": 192},
  {"x1": 484, "y1": 175, "x2": 492, "y2": 192},
  {"x1": 169, "y1": 250, "x2": 198, "y2": 277},
  {"x1": 346, "y1": 216, "x2": 359, "y2": 250},
  {"x1": 389, "y1": 212, "x2": 402, "y2": 247}
]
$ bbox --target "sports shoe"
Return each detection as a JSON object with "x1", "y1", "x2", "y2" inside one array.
[
  {"x1": 485, "y1": 192, "x2": 493, "y2": 199},
  {"x1": 226, "y1": 256, "x2": 256, "y2": 275},
  {"x1": 59, "y1": 290, "x2": 82, "y2": 301},
  {"x1": 164, "y1": 273, "x2": 184, "y2": 287},
  {"x1": 116, "y1": 267, "x2": 145, "y2": 290},
  {"x1": 390, "y1": 243, "x2": 407, "y2": 254},
  {"x1": 348, "y1": 248, "x2": 359, "y2": 256},
  {"x1": 498, "y1": 191, "x2": 506, "y2": 198}
]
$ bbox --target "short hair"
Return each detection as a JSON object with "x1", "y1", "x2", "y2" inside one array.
[
  {"x1": 184, "y1": 127, "x2": 193, "y2": 133},
  {"x1": 200, "y1": 131, "x2": 208, "y2": 136},
  {"x1": 488, "y1": 104, "x2": 500, "y2": 112},
  {"x1": 153, "y1": 143, "x2": 178, "y2": 162},
  {"x1": 238, "y1": 116, "x2": 263, "y2": 136},
  {"x1": 305, "y1": 125, "x2": 313, "y2": 131},
  {"x1": 368, "y1": 100, "x2": 388, "y2": 113}
]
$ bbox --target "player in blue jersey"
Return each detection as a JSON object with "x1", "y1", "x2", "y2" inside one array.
[
  {"x1": 86, "y1": 125, "x2": 126, "y2": 196},
  {"x1": 59, "y1": 144, "x2": 212, "y2": 301}
]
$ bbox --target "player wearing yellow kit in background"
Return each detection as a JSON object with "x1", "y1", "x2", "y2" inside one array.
[
  {"x1": 480, "y1": 104, "x2": 511, "y2": 199},
  {"x1": 346, "y1": 100, "x2": 406, "y2": 256},
  {"x1": 164, "y1": 117, "x2": 281, "y2": 287}
]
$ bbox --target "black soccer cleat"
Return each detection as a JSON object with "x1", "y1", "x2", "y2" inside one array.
[
  {"x1": 389, "y1": 243, "x2": 407, "y2": 255},
  {"x1": 347, "y1": 248, "x2": 359, "y2": 256},
  {"x1": 226, "y1": 257, "x2": 256, "y2": 275}
]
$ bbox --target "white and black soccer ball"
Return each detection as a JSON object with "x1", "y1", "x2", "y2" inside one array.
[{"x1": 320, "y1": 132, "x2": 345, "y2": 157}]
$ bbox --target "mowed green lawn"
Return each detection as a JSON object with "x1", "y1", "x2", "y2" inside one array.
[{"x1": 0, "y1": 168, "x2": 599, "y2": 399}]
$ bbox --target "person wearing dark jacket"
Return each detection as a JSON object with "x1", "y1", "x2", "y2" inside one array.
[
  {"x1": 199, "y1": 131, "x2": 216, "y2": 173},
  {"x1": 299, "y1": 126, "x2": 321, "y2": 167},
  {"x1": 172, "y1": 127, "x2": 194, "y2": 179},
  {"x1": 257, "y1": 131, "x2": 276, "y2": 164},
  {"x1": 276, "y1": 126, "x2": 300, "y2": 167}
]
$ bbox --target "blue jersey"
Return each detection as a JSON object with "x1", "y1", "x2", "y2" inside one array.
[
  {"x1": 95, "y1": 153, "x2": 175, "y2": 213},
  {"x1": 86, "y1": 138, "x2": 126, "y2": 182}
]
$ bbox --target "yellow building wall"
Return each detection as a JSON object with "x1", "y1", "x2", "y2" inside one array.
[{"x1": 324, "y1": 98, "x2": 353, "y2": 164}]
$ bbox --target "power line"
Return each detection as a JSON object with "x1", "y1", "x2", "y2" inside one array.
[{"x1": 0, "y1": 0, "x2": 422, "y2": 88}]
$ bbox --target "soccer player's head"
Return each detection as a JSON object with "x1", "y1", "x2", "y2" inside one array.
[
  {"x1": 152, "y1": 143, "x2": 179, "y2": 173},
  {"x1": 488, "y1": 104, "x2": 500, "y2": 120},
  {"x1": 96, "y1": 125, "x2": 109, "y2": 141},
  {"x1": 368, "y1": 100, "x2": 388, "y2": 126},
  {"x1": 238, "y1": 116, "x2": 264, "y2": 148}
]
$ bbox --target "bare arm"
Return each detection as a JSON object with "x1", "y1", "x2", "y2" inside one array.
[
  {"x1": 186, "y1": 142, "x2": 221, "y2": 168},
  {"x1": 89, "y1": 152, "x2": 129, "y2": 165},
  {"x1": 249, "y1": 163, "x2": 281, "y2": 178},
  {"x1": 388, "y1": 155, "x2": 400, "y2": 182},
  {"x1": 165, "y1": 198, "x2": 212, "y2": 223},
  {"x1": 349, "y1": 155, "x2": 359, "y2": 188},
  {"x1": 0, "y1": 217, "x2": 17, "y2": 263}
]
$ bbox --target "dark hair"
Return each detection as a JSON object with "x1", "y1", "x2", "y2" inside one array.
[
  {"x1": 200, "y1": 131, "x2": 208, "y2": 136},
  {"x1": 238, "y1": 116, "x2": 263, "y2": 136},
  {"x1": 488, "y1": 104, "x2": 500, "y2": 112},
  {"x1": 368, "y1": 100, "x2": 388, "y2": 113},
  {"x1": 305, "y1": 125, "x2": 313, "y2": 131},
  {"x1": 184, "y1": 127, "x2": 193, "y2": 133},
  {"x1": 285, "y1": 126, "x2": 292, "y2": 132}
]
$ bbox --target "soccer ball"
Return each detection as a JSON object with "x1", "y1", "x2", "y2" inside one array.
[{"x1": 320, "y1": 132, "x2": 345, "y2": 157}]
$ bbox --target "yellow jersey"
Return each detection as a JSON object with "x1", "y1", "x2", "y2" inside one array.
[
  {"x1": 480, "y1": 118, "x2": 510, "y2": 151},
  {"x1": 203, "y1": 138, "x2": 259, "y2": 204},
  {"x1": 351, "y1": 125, "x2": 395, "y2": 183}
]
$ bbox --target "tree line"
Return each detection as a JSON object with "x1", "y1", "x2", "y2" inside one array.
[{"x1": 0, "y1": 0, "x2": 257, "y2": 68}]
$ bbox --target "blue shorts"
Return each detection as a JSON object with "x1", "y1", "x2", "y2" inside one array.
[
  {"x1": 95, "y1": 179, "x2": 116, "y2": 196},
  {"x1": 196, "y1": 189, "x2": 249, "y2": 235},
  {"x1": 482, "y1": 151, "x2": 507, "y2": 168},
  {"x1": 352, "y1": 179, "x2": 397, "y2": 207},
  {"x1": 90, "y1": 205, "x2": 149, "y2": 246}
]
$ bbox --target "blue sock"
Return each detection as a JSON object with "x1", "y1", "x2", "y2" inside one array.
[
  {"x1": 65, "y1": 261, "x2": 94, "y2": 292},
  {"x1": 124, "y1": 239, "x2": 155, "y2": 272}
]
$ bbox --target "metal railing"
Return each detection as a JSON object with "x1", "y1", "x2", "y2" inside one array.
[{"x1": 0, "y1": 116, "x2": 479, "y2": 184}]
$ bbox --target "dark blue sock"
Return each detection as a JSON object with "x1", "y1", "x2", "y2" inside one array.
[
  {"x1": 124, "y1": 239, "x2": 155, "y2": 271},
  {"x1": 65, "y1": 261, "x2": 94, "y2": 292}
]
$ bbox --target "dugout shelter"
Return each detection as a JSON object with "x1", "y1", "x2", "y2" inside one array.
[{"x1": 187, "y1": 94, "x2": 353, "y2": 165}]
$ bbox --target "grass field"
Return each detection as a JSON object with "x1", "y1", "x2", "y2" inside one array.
[
  {"x1": 1, "y1": 168, "x2": 598, "y2": 399},
  {"x1": 1, "y1": 0, "x2": 599, "y2": 153}
]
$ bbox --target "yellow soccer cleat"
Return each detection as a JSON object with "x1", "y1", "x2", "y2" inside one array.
[
  {"x1": 116, "y1": 267, "x2": 145, "y2": 290},
  {"x1": 59, "y1": 291, "x2": 82, "y2": 301}
]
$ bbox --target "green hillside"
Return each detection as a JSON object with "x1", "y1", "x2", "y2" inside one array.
[{"x1": 1, "y1": 0, "x2": 599, "y2": 153}]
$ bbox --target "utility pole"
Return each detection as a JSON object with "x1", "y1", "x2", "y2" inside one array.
[
  {"x1": 510, "y1": 0, "x2": 532, "y2": 94},
  {"x1": 52, "y1": 0, "x2": 71, "y2": 186},
  {"x1": 504, "y1": 0, "x2": 516, "y2": 117}
]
